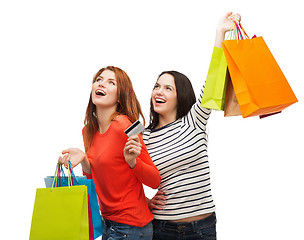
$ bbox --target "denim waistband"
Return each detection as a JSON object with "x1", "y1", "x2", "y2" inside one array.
[{"x1": 152, "y1": 212, "x2": 216, "y2": 232}]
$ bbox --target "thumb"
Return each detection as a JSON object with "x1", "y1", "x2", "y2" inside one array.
[
  {"x1": 225, "y1": 11, "x2": 233, "y2": 18},
  {"x1": 128, "y1": 135, "x2": 140, "y2": 142},
  {"x1": 62, "y1": 149, "x2": 70, "y2": 155}
]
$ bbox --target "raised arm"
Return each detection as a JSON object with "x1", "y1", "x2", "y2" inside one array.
[
  {"x1": 186, "y1": 12, "x2": 241, "y2": 131},
  {"x1": 215, "y1": 12, "x2": 241, "y2": 48}
]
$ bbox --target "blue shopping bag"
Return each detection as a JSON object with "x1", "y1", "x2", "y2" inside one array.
[{"x1": 45, "y1": 163, "x2": 103, "y2": 239}]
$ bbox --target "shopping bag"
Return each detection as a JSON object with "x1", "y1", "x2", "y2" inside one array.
[
  {"x1": 201, "y1": 46, "x2": 228, "y2": 110},
  {"x1": 88, "y1": 196, "x2": 94, "y2": 240},
  {"x1": 29, "y1": 164, "x2": 89, "y2": 240},
  {"x1": 44, "y1": 175, "x2": 87, "y2": 187},
  {"x1": 222, "y1": 22, "x2": 298, "y2": 118},
  {"x1": 45, "y1": 163, "x2": 103, "y2": 239},
  {"x1": 223, "y1": 24, "x2": 242, "y2": 117},
  {"x1": 224, "y1": 33, "x2": 282, "y2": 118},
  {"x1": 259, "y1": 111, "x2": 282, "y2": 119},
  {"x1": 224, "y1": 69, "x2": 242, "y2": 116}
]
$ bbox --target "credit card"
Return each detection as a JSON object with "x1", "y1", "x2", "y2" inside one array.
[{"x1": 124, "y1": 120, "x2": 145, "y2": 137}]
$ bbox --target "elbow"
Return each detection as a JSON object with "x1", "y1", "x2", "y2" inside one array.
[{"x1": 151, "y1": 173, "x2": 161, "y2": 189}]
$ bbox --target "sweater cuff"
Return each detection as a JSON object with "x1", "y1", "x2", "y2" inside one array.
[
  {"x1": 83, "y1": 171, "x2": 92, "y2": 179},
  {"x1": 131, "y1": 157, "x2": 143, "y2": 175}
]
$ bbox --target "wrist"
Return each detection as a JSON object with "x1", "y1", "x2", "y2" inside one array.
[
  {"x1": 214, "y1": 30, "x2": 226, "y2": 48},
  {"x1": 82, "y1": 152, "x2": 87, "y2": 162},
  {"x1": 81, "y1": 153, "x2": 91, "y2": 174},
  {"x1": 128, "y1": 158, "x2": 137, "y2": 169}
]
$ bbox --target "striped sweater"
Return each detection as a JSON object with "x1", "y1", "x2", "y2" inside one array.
[{"x1": 143, "y1": 89, "x2": 215, "y2": 220}]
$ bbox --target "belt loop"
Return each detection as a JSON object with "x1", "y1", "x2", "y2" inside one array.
[
  {"x1": 191, "y1": 220, "x2": 197, "y2": 232},
  {"x1": 161, "y1": 220, "x2": 166, "y2": 229}
]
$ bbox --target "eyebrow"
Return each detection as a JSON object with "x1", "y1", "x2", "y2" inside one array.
[
  {"x1": 97, "y1": 76, "x2": 116, "y2": 81},
  {"x1": 155, "y1": 82, "x2": 175, "y2": 89}
]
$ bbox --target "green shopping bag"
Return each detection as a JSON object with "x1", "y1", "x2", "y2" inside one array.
[
  {"x1": 201, "y1": 46, "x2": 228, "y2": 110},
  {"x1": 29, "y1": 164, "x2": 89, "y2": 240}
]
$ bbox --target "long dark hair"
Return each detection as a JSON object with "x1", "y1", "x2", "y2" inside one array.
[
  {"x1": 83, "y1": 66, "x2": 145, "y2": 151},
  {"x1": 148, "y1": 70, "x2": 196, "y2": 129}
]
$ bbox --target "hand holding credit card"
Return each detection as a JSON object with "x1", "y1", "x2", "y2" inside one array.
[{"x1": 124, "y1": 120, "x2": 145, "y2": 137}]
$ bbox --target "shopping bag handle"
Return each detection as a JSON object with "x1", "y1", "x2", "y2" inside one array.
[
  {"x1": 51, "y1": 161, "x2": 75, "y2": 191},
  {"x1": 67, "y1": 161, "x2": 81, "y2": 185},
  {"x1": 227, "y1": 21, "x2": 250, "y2": 41}
]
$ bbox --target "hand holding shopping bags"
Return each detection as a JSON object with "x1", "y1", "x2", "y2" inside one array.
[
  {"x1": 200, "y1": 13, "x2": 240, "y2": 110},
  {"x1": 222, "y1": 21, "x2": 298, "y2": 118},
  {"x1": 29, "y1": 163, "x2": 89, "y2": 240},
  {"x1": 44, "y1": 162, "x2": 103, "y2": 239},
  {"x1": 202, "y1": 18, "x2": 298, "y2": 118}
]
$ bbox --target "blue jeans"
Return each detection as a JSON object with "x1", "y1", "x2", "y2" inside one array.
[
  {"x1": 152, "y1": 212, "x2": 217, "y2": 240},
  {"x1": 103, "y1": 218, "x2": 153, "y2": 240}
]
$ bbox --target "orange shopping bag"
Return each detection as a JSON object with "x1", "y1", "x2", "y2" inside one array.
[{"x1": 222, "y1": 22, "x2": 298, "y2": 118}]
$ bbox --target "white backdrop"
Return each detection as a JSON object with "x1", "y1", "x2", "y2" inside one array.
[{"x1": 1, "y1": 0, "x2": 303, "y2": 239}]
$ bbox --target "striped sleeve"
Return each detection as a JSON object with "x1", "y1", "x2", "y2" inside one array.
[{"x1": 183, "y1": 87, "x2": 212, "y2": 131}]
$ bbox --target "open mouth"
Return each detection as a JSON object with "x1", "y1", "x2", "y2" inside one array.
[
  {"x1": 155, "y1": 97, "x2": 166, "y2": 104},
  {"x1": 95, "y1": 89, "x2": 106, "y2": 96}
]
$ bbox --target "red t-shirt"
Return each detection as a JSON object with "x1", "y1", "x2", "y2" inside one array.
[{"x1": 83, "y1": 115, "x2": 160, "y2": 227}]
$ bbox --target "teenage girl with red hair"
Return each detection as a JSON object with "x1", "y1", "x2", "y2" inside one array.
[{"x1": 59, "y1": 66, "x2": 161, "y2": 239}]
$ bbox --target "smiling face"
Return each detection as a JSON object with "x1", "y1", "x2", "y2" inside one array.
[
  {"x1": 91, "y1": 69, "x2": 118, "y2": 109},
  {"x1": 152, "y1": 73, "x2": 177, "y2": 120}
]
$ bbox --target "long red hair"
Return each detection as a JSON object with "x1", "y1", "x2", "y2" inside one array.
[{"x1": 83, "y1": 66, "x2": 145, "y2": 152}]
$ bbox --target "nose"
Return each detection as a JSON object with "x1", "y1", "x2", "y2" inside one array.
[
  {"x1": 98, "y1": 80, "x2": 105, "y2": 88},
  {"x1": 156, "y1": 87, "x2": 164, "y2": 95}
]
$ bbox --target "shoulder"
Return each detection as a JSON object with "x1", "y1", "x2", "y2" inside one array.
[{"x1": 113, "y1": 115, "x2": 132, "y2": 131}]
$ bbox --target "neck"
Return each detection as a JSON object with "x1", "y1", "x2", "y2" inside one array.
[
  {"x1": 157, "y1": 114, "x2": 177, "y2": 129},
  {"x1": 96, "y1": 106, "x2": 117, "y2": 134}
]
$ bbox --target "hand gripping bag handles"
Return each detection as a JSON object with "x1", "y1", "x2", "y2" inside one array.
[
  {"x1": 200, "y1": 24, "x2": 241, "y2": 111},
  {"x1": 201, "y1": 27, "x2": 241, "y2": 111},
  {"x1": 222, "y1": 21, "x2": 298, "y2": 118},
  {"x1": 43, "y1": 162, "x2": 103, "y2": 239},
  {"x1": 29, "y1": 163, "x2": 89, "y2": 240}
]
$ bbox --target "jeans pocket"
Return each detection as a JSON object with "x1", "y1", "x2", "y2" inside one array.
[
  {"x1": 139, "y1": 232, "x2": 153, "y2": 239},
  {"x1": 198, "y1": 221, "x2": 217, "y2": 239},
  {"x1": 138, "y1": 222, "x2": 153, "y2": 239},
  {"x1": 109, "y1": 223, "x2": 130, "y2": 239}
]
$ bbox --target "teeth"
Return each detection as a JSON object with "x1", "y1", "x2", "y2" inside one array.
[
  {"x1": 96, "y1": 90, "x2": 105, "y2": 96},
  {"x1": 155, "y1": 98, "x2": 166, "y2": 103}
]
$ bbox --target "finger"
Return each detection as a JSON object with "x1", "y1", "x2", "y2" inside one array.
[
  {"x1": 152, "y1": 199, "x2": 166, "y2": 206},
  {"x1": 150, "y1": 203, "x2": 164, "y2": 210},
  {"x1": 231, "y1": 14, "x2": 241, "y2": 22},
  {"x1": 128, "y1": 134, "x2": 140, "y2": 141},
  {"x1": 125, "y1": 144, "x2": 142, "y2": 152},
  {"x1": 62, "y1": 155, "x2": 70, "y2": 169},
  {"x1": 58, "y1": 156, "x2": 64, "y2": 165},
  {"x1": 126, "y1": 139, "x2": 142, "y2": 147},
  {"x1": 231, "y1": 17, "x2": 240, "y2": 23},
  {"x1": 225, "y1": 11, "x2": 233, "y2": 18},
  {"x1": 62, "y1": 149, "x2": 70, "y2": 154},
  {"x1": 156, "y1": 190, "x2": 166, "y2": 196},
  {"x1": 62, "y1": 154, "x2": 70, "y2": 161},
  {"x1": 154, "y1": 195, "x2": 166, "y2": 201},
  {"x1": 128, "y1": 149, "x2": 141, "y2": 156}
]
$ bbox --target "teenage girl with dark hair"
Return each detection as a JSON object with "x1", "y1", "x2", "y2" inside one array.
[{"x1": 144, "y1": 12, "x2": 241, "y2": 239}]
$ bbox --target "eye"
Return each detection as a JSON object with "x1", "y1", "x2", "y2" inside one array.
[
  {"x1": 95, "y1": 78, "x2": 102, "y2": 83},
  {"x1": 109, "y1": 80, "x2": 116, "y2": 85},
  {"x1": 153, "y1": 84, "x2": 160, "y2": 90},
  {"x1": 166, "y1": 86, "x2": 172, "y2": 91}
]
